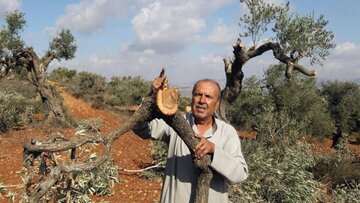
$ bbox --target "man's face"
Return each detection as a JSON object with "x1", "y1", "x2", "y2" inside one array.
[{"x1": 191, "y1": 81, "x2": 220, "y2": 122}]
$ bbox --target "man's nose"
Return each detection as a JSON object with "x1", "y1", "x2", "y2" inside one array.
[{"x1": 199, "y1": 94, "x2": 206, "y2": 103}]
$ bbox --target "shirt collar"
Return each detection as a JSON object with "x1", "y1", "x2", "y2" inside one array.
[{"x1": 187, "y1": 113, "x2": 218, "y2": 138}]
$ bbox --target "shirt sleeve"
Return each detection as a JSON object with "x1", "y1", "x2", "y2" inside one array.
[
  {"x1": 210, "y1": 126, "x2": 248, "y2": 184},
  {"x1": 132, "y1": 118, "x2": 171, "y2": 140}
]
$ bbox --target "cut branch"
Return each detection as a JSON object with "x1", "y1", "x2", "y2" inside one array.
[
  {"x1": 154, "y1": 73, "x2": 213, "y2": 203},
  {"x1": 162, "y1": 112, "x2": 213, "y2": 203}
]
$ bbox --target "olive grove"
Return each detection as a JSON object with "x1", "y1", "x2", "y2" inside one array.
[{"x1": 1, "y1": 0, "x2": 346, "y2": 202}]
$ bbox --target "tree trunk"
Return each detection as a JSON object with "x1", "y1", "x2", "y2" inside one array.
[
  {"x1": 37, "y1": 79, "x2": 67, "y2": 124},
  {"x1": 21, "y1": 48, "x2": 67, "y2": 124},
  {"x1": 216, "y1": 40, "x2": 247, "y2": 121},
  {"x1": 331, "y1": 128, "x2": 349, "y2": 151}
]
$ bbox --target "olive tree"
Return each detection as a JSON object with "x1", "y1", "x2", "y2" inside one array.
[
  {"x1": 230, "y1": 65, "x2": 335, "y2": 136},
  {"x1": 0, "y1": 11, "x2": 77, "y2": 123},
  {"x1": 217, "y1": 0, "x2": 335, "y2": 121},
  {"x1": 264, "y1": 65, "x2": 335, "y2": 136},
  {"x1": 321, "y1": 81, "x2": 360, "y2": 149}
]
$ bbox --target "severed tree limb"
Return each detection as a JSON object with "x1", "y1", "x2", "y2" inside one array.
[
  {"x1": 159, "y1": 112, "x2": 213, "y2": 203},
  {"x1": 154, "y1": 70, "x2": 213, "y2": 203},
  {"x1": 159, "y1": 112, "x2": 211, "y2": 169},
  {"x1": 161, "y1": 111, "x2": 213, "y2": 203}
]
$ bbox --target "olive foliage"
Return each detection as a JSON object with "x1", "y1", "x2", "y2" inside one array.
[
  {"x1": 321, "y1": 81, "x2": 360, "y2": 135},
  {"x1": 229, "y1": 64, "x2": 335, "y2": 136},
  {"x1": 105, "y1": 76, "x2": 151, "y2": 106}
]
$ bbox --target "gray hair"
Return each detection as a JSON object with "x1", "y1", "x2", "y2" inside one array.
[{"x1": 192, "y1": 79, "x2": 221, "y2": 100}]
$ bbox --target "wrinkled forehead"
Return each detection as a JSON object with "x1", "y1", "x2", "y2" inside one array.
[{"x1": 193, "y1": 81, "x2": 220, "y2": 97}]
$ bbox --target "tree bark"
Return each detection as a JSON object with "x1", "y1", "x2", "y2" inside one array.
[
  {"x1": 20, "y1": 48, "x2": 67, "y2": 124},
  {"x1": 159, "y1": 112, "x2": 212, "y2": 203},
  {"x1": 216, "y1": 38, "x2": 316, "y2": 121},
  {"x1": 37, "y1": 80, "x2": 67, "y2": 123},
  {"x1": 331, "y1": 128, "x2": 349, "y2": 151}
]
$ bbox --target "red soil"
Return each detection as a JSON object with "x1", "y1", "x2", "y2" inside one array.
[{"x1": 0, "y1": 86, "x2": 161, "y2": 203}]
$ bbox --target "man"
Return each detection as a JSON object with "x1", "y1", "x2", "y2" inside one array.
[{"x1": 133, "y1": 78, "x2": 248, "y2": 203}]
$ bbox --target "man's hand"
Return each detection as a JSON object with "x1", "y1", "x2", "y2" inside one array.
[{"x1": 195, "y1": 135, "x2": 215, "y2": 159}]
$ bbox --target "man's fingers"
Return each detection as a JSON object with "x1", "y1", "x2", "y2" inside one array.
[
  {"x1": 195, "y1": 139, "x2": 210, "y2": 159},
  {"x1": 195, "y1": 136, "x2": 204, "y2": 148},
  {"x1": 195, "y1": 142, "x2": 201, "y2": 151},
  {"x1": 195, "y1": 133, "x2": 202, "y2": 139},
  {"x1": 199, "y1": 145, "x2": 207, "y2": 153}
]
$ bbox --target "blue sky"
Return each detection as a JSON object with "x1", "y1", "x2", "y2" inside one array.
[{"x1": 1, "y1": 0, "x2": 359, "y2": 88}]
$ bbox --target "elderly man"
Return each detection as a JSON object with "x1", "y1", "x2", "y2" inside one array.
[{"x1": 133, "y1": 78, "x2": 248, "y2": 203}]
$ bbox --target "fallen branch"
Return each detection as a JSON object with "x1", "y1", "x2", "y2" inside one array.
[
  {"x1": 23, "y1": 97, "x2": 155, "y2": 203},
  {"x1": 0, "y1": 184, "x2": 24, "y2": 188},
  {"x1": 119, "y1": 161, "x2": 165, "y2": 173}
]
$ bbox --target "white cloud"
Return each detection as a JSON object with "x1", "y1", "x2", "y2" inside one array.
[
  {"x1": 207, "y1": 21, "x2": 239, "y2": 45},
  {"x1": 334, "y1": 41, "x2": 360, "y2": 55},
  {"x1": 90, "y1": 54, "x2": 114, "y2": 65},
  {"x1": 128, "y1": 0, "x2": 234, "y2": 54},
  {"x1": 0, "y1": 0, "x2": 22, "y2": 17},
  {"x1": 268, "y1": 0, "x2": 288, "y2": 5},
  {"x1": 56, "y1": 0, "x2": 150, "y2": 34},
  {"x1": 129, "y1": 1, "x2": 205, "y2": 54},
  {"x1": 200, "y1": 54, "x2": 223, "y2": 68},
  {"x1": 43, "y1": 27, "x2": 57, "y2": 38},
  {"x1": 316, "y1": 42, "x2": 360, "y2": 81}
]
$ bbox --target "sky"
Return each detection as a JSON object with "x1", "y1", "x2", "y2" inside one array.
[{"x1": 1, "y1": 0, "x2": 360, "y2": 88}]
